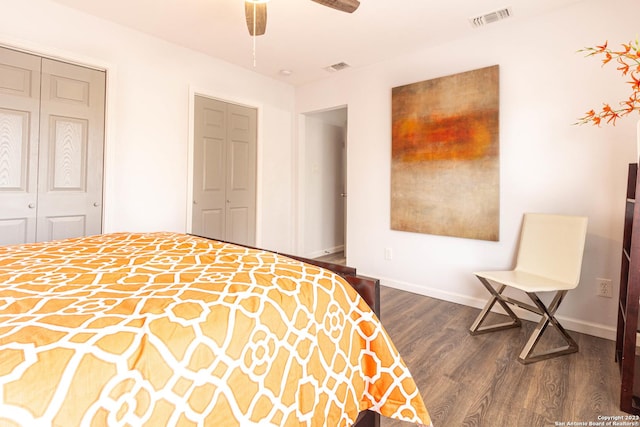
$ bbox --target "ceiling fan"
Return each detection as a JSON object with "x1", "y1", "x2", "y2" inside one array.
[{"x1": 244, "y1": 0, "x2": 361, "y2": 36}]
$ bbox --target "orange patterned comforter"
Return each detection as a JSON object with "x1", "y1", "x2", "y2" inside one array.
[{"x1": 0, "y1": 232, "x2": 431, "y2": 427}]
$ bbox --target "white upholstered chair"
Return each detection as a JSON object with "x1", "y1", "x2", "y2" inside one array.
[{"x1": 469, "y1": 213, "x2": 589, "y2": 364}]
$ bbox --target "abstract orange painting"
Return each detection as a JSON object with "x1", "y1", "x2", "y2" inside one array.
[{"x1": 391, "y1": 65, "x2": 499, "y2": 241}]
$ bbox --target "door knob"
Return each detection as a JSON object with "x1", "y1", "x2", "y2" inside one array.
[
  {"x1": 93, "y1": 202, "x2": 100, "y2": 207},
  {"x1": 28, "y1": 203, "x2": 36, "y2": 209}
]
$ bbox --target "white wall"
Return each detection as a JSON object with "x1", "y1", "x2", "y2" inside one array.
[
  {"x1": 0, "y1": 0, "x2": 296, "y2": 252},
  {"x1": 296, "y1": 0, "x2": 639, "y2": 339}
]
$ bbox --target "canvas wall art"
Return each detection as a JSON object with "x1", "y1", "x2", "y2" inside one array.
[{"x1": 391, "y1": 65, "x2": 500, "y2": 241}]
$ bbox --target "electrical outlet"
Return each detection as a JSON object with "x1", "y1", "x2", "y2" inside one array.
[{"x1": 596, "y1": 278, "x2": 613, "y2": 298}]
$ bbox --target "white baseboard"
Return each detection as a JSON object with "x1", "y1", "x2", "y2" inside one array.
[{"x1": 371, "y1": 274, "x2": 617, "y2": 341}]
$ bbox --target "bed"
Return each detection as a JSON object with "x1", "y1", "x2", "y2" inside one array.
[{"x1": 0, "y1": 232, "x2": 431, "y2": 427}]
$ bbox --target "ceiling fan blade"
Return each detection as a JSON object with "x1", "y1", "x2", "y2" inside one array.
[
  {"x1": 245, "y1": 1, "x2": 267, "y2": 36},
  {"x1": 310, "y1": 0, "x2": 360, "y2": 13}
]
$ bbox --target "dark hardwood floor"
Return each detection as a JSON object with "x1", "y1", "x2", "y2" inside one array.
[
  {"x1": 315, "y1": 251, "x2": 347, "y2": 265},
  {"x1": 314, "y1": 251, "x2": 626, "y2": 426},
  {"x1": 378, "y1": 285, "x2": 627, "y2": 427}
]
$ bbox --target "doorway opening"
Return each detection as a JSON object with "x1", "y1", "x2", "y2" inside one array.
[{"x1": 301, "y1": 106, "x2": 347, "y2": 261}]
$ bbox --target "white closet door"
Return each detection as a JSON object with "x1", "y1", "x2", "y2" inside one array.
[
  {"x1": 192, "y1": 95, "x2": 256, "y2": 246},
  {"x1": 225, "y1": 102, "x2": 256, "y2": 246},
  {"x1": 193, "y1": 96, "x2": 227, "y2": 240},
  {"x1": 0, "y1": 46, "x2": 105, "y2": 246},
  {"x1": 37, "y1": 58, "x2": 105, "y2": 242},
  {"x1": 0, "y1": 47, "x2": 41, "y2": 245}
]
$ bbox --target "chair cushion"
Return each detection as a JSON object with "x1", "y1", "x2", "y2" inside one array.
[{"x1": 474, "y1": 269, "x2": 578, "y2": 292}]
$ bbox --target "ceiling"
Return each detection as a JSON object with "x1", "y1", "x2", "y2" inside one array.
[{"x1": 50, "y1": 0, "x2": 586, "y2": 86}]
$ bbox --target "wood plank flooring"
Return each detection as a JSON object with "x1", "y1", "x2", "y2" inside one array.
[
  {"x1": 378, "y1": 285, "x2": 627, "y2": 427},
  {"x1": 314, "y1": 251, "x2": 626, "y2": 426}
]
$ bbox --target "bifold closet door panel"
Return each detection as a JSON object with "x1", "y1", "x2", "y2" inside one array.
[
  {"x1": 225, "y1": 102, "x2": 256, "y2": 246},
  {"x1": 192, "y1": 96, "x2": 227, "y2": 241},
  {"x1": 37, "y1": 58, "x2": 105, "y2": 242},
  {"x1": 0, "y1": 47, "x2": 41, "y2": 245}
]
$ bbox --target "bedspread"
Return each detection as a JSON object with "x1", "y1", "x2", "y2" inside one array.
[{"x1": 0, "y1": 232, "x2": 431, "y2": 426}]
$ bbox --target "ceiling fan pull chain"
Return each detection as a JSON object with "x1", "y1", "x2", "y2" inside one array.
[{"x1": 252, "y1": 3, "x2": 257, "y2": 67}]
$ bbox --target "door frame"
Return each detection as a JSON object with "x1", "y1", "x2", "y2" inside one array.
[
  {"x1": 296, "y1": 105, "x2": 348, "y2": 259},
  {"x1": 186, "y1": 87, "x2": 263, "y2": 245}
]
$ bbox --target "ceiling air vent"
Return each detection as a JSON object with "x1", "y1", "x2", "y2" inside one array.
[
  {"x1": 469, "y1": 7, "x2": 512, "y2": 28},
  {"x1": 324, "y1": 62, "x2": 351, "y2": 73}
]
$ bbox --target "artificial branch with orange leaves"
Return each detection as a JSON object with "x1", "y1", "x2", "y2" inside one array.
[{"x1": 576, "y1": 39, "x2": 640, "y2": 126}]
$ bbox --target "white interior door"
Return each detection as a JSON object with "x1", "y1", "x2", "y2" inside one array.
[
  {"x1": 193, "y1": 96, "x2": 227, "y2": 240},
  {"x1": 0, "y1": 46, "x2": 105, "y2": 246},
  {"x1": 192, "y1": 95, "x2": 257, "y2": 246},
  {"x1": 225, "y1": 103, "x2": 257, "y2": 245},
  {"x1": 0, "y1": 47, "x2": 41, "y2": 245},
  {"x1": 37, "y1": 58, "x2": 105, "y2": 242}
]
